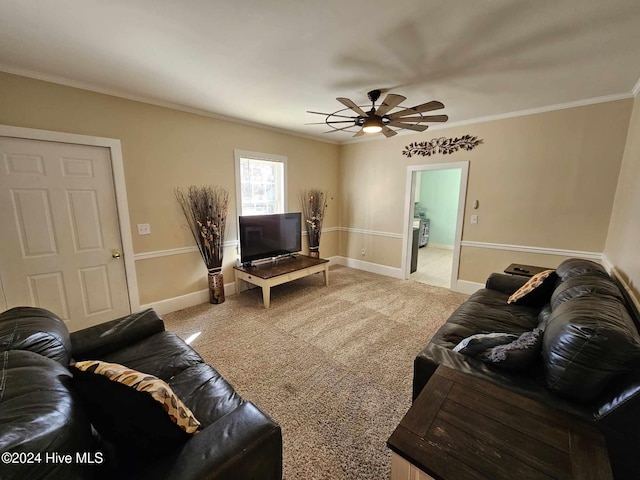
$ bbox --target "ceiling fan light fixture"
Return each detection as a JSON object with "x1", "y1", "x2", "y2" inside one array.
[
  {"x1": 362, "y1": 117, "x2": 383, "y2": 133},
  {"x1": 308, "y1": 89, "x2": 447, "y2": 137}
]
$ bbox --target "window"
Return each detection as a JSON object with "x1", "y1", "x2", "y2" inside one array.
[{"x1": 234, "y1": 150, "x2": 287, "y2": 216}]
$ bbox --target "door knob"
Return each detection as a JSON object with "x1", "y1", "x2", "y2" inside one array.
[{"x1": 112, "y1": 251, "x2": 121, "y2": 259}]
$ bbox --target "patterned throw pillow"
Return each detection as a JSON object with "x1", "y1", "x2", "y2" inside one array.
[
  {"x1": 70, "y1": 360, "x2": 200, "y2": 463},
  {"x1": 507, "y1": 269, "x2": 557, "y2": 307},
  {"x1": 72, "y1": 360, "x2": 200, "y2": 433}
]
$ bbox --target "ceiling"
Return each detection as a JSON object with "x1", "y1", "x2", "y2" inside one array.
[{"x1": 1, "y1": 0, "x2": 640, "y2": 144}]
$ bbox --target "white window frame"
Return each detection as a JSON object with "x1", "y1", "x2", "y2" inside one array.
[{"x1": 234, "y1": 149, "x2": 288, "y2": 216}]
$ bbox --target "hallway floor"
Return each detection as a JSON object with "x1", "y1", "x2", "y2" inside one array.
[{"x1": 410, "y1": 245, "x2": 453, "y2": 288}]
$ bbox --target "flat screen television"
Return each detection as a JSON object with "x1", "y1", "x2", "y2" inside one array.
[{"x1": 239, "y1": 212, "x2": 302, "y2": 264}]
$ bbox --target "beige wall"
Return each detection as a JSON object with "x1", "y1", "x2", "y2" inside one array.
[
  {"x1": 2, "y1": 70, "x2": 637, "y2": 307},
  {"x1": 339, "y1": 99, "x2": 633, "y2": 282},
  {"x1": 0, "y1": 72, "x2": 340, "y2": 304},
  {"x1": 458, "y1": 248, "x2": 600, "y2": 284},
  {"x1": 605, "y1": 96, "x2": 640, "y2": 302},
  {"x1": 340, "y1": 233, "x2": 402, "y2": 268}
]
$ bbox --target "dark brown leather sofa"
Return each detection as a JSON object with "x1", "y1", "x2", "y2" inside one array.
[
  {"x1": 414, "y1": 258, "x2": 640, "y2": 480},
  {"x1": 0, "y1": 307, "x2": 282, "y2": 480}
]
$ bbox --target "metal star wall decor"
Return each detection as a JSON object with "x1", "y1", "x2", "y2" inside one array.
[{"x1": 402, "y1": 135, "x2": 483, "y2": 158}]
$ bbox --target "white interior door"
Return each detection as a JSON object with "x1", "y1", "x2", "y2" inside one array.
[{"x1": 0, "y1": 137, "x2": 130, "y2": 331}]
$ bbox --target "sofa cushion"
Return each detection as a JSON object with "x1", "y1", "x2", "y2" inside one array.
[
  {"x1": 432, "y1": 289, "x2": 539, "y2": 349},
  {"x1": 70, "y1": 360, "x2": 199, "y2": 465},
  {"x1": 0, "y1": 307, "x2": 72, "y2": 365},
  {"x1": 478, "y1": 328, "x2": 543, "y2": 370},
  {"x1": 551, "y1": 275, "x2": 623, "y2": 310},
  {"x1": 0, "y1": 350, "x2": 94, "y2": 480},
  {"x1": 555, "y1": 258, "x2": 608, "y2": 282},
  {"x1": 543, "y1": 296, "x2": 640, "y2": 402},
  {"x1": 507, "y1": 269, "x2": 557, "y2": 307}
]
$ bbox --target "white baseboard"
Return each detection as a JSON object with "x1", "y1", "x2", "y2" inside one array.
[
  {"x1": 139, "y1": 281, "x2": 237, "y2": 315},
  {"x1": 331, "y1": 256, "x2": 480, "y2": 292},
  {"x1": 453, "y1": 280, "x2": 484, "y2": 295},
  {"x1": 140, "y1": 256, "x2": 480, "y2": 314},
  {"x1": 140, "y1": 257, "x2": 340, "y2": 315},
  {"x1": 330, "y1": 256, "x2": 404, "y2": 279}
]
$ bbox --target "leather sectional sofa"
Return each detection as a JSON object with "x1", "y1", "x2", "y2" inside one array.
[
  {"x1": 414, "y1": 258, "x2": 640, "y2": 480},
  {"x1": 0, "y1": 307, "x2": 282, "y2": 479}
]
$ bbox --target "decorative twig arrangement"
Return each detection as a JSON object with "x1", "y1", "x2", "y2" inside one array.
[
  {"x1": 175, "y1": 185, "x2": 229, "y2": 271},
  {"x1": 402, "y1": 135, "x2": 483, "y2": 158},
  {"x1": 300, "y1": 189, "x2": 328, "y2": 250}
]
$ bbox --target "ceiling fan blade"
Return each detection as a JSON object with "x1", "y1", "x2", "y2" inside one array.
[
  {"x1": 375, "y1": 94, "x2": 406, "y2": 116},
  {"x1": 337, "y1": 97, "x2": 368, "y2": 117},
  {"x1": 387, "y1": 122, "x2": 429, "y2": 132},
  {"x1": 382, "y1": 126, "x2": 397, "y2": 138},
  {"x1": 388, "y1": 101, "x2": 445, "y2": 119},
  {"x1": 390, "y1": 114, "x2": 449, "y2": 123},
  {"x1": 353, "y1": 129, "x2": 366, "y2": 137}
]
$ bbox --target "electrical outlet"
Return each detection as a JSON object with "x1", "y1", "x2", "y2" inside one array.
[
  {"x1": 361, "y1": 248, "x2": 366, "y2": 256},
  {"x1": 470, "y1": 215, "x2": 478, "y2": 224},
  {"x1": 137, "y1": 223, "x2": 151, "y2": 235}
]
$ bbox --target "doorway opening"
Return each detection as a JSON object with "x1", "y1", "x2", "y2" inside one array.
[{"x1": 402, "y1": 162, "x2": 468, "y2": 289}]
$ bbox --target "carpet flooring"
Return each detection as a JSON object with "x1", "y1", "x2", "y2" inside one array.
[{"x1": 164, "y1": 265, "x2": 467, "y2": 479}]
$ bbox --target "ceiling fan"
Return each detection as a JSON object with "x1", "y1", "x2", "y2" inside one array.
[{"x1": 307, "y1": 89, "x2": 448, "y2": 137}]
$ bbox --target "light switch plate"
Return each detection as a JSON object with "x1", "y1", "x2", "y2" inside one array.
[
  {"x1": 470, "y1": 215, "x2": 478, "y2": 224},
  {"x1": 137, "y1": 223, "x2": 151, "y2": 235}
]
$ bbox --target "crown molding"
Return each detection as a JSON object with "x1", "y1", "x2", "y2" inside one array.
[
  {"x1": 2, "y1": 63, "x2": 635, "y2": 146},
  {"x1": 430, "y1": 93, "x2": 634, "y2": 131},
  {"x1": 342, "y1": 92, "x2": 635, "y2": 145}
]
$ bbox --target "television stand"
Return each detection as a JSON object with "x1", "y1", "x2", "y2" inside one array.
[{"x1": 233, "y1": 255, "x2": 329, "y2": 308}]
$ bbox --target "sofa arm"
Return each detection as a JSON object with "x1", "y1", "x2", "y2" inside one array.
[
  {"x1": 70, "y1": 309, "x2": 165, "y2": 359},
  {"x1": 595, "y1": 370, "x2": 640, "y2": 430},
  {"x1": 485, "y1": 273, "x2": 528, "y2": 295},
  {"x1": 413, "y1": 343, "x2": 590, "y2": 420},
  {"x1": 413, "y1": 342, "x2": 507, "y2": 400},
  {"x1": 135, "y1": 402, "x2": 282, "y2": 480},
  {"x1": 594, "y1": 370, "x2": 640, "y2": 479}
]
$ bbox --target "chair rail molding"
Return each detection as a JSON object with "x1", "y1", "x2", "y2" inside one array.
[
  {"x1": 460, "y1": 240, "x2": 602, "y2": 259},
  {"x1": 134, "y1": 241, "x2": 238, "y2": 261},
  {"x1": 339, "y1": 227, "x2": 403, "y2": 239},
  {"x1": 134, "y1": 227, "x2": 342, "y2": 261}
]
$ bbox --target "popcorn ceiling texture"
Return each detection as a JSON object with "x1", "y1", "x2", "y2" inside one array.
[{"x1": 165, "y1": 265, "x2": 467, "y2": 479}]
